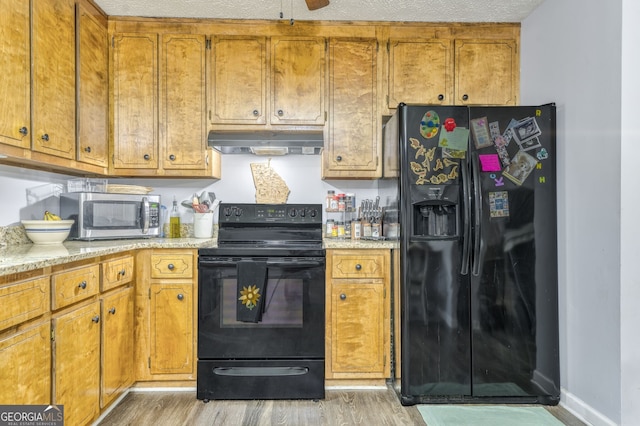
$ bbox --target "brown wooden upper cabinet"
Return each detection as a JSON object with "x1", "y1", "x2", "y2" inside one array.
[
  {"x1": 387, "y1": 38, "x2": 453, "y2": 108},
  {"x1": 0, "y1": 0, "x2": 30, "y2": 150},
  {"x1": 1, "y1": 0, "x2": 76, "y2": 158},
  {"x1": 323, "y1": 38, "x2": 381, "y2": 179},
  {"x1": 387, "y1": 36, "x2": 518, "y2": 109},
  {"x1": 209, "y1": 35, "x2": 326, "y2": 127},
  {"x1": 32, "y1": 0, "x2": 76, "y2": 160},
  {"x1": 454, "y1": 39, "x2": 518, "y2": 106},
  {"x1": 160, "y1": 34, "x2": 208, "y2": 171},
  {"x1": 111, "y1": 32, "x2": 213, "y2": 176},
  {"x1": 111, "y1": 32, "x2": 159, "y2": 171},
  {"x1": 77, "y1": 1, "x2": 109, "y2": 168}
]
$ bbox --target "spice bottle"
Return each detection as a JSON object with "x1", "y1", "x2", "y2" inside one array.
[
  {"x1": 325, "y1": 219, "x2": 334, "y2": 238},
  {"x1": 169, "y1": 197, "x2": 181, "y2": 238},
  {"x1": 326, "y1": 190, "x2": 336, "y2": 211}
]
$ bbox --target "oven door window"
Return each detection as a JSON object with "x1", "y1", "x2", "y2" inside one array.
[{"x1": 222, "y1": 277, "x2": 303, "y2": 327}]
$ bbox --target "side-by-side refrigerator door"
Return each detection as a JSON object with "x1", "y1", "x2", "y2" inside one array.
[
  {"x1": 398, "y1": 104, "x2": 472, "y2": 402},
  {"x1": 467, "y1": 105, "x2": 559, "y2": 403}
]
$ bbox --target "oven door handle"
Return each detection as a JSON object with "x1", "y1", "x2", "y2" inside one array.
[
  {"x1": 213, "y1": 366, "x2": 310, "y2": 377},
  {"x1": 199, "y1": 258, "x2": 325, "y2": 268}
]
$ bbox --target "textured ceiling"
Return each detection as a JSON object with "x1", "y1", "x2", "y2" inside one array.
[{"x1": 93, "y1": 0, "x2": 546, "y2": 23}]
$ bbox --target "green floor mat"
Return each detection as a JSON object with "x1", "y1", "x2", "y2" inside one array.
[{"x1": 417, "y1": 405, "x2": 564, "y2": 426}]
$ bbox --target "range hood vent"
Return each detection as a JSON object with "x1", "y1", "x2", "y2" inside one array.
[{"x1": 207, "y1": 130, "x2": 324, "y2": 155}]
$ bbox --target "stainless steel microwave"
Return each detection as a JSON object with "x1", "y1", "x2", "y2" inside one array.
[{"x1": 60, "y1": 192, "x2": 161, "y2": 240}]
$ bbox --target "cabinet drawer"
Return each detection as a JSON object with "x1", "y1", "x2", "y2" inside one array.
[
  {"x1": 330, "y1": 252, "x2": 386, "y2": 279},
  {"x1": 51, "y1": 264, "x2": 100, "y2": 310},
  {"x1": 150, "y1": 253, "x2": 193, "y2": 279},
  {"x1": 0, "y1": 277, "x2": 50, "y2": 331},
  {"x1": 102, "y1": 255, "x2": 134, "y2": 291}
]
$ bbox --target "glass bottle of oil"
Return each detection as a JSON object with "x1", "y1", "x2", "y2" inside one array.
[{"x1": 169, "y1": 197, "x2": 181, "y2": 238}]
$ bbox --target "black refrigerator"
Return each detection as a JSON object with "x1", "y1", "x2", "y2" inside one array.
[{"x1": 386, "y1": 103, "x2": 559, "y2": 405}]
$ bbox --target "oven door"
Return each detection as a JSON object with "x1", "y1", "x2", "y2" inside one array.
[{"x1": 198, "y1": 255, "x2": 325, "y2": 360}]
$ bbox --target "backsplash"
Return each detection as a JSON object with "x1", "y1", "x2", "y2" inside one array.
[{"x1": 0, "y1": 224, "x2": 30, "y2": 247}]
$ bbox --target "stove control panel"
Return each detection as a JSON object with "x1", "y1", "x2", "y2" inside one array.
[{"x1": 219, "y1": 203, "x2": 322, "y2": 225}]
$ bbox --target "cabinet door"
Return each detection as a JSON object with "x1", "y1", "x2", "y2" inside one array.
[
  {"x1": 77, "y1": 2, "x2": 108, "y2": 167},
  {"x1": 330, "y1": 282, "x2": 386, "y2": 376},
  {"x1": 112, "y1": 33, "x2": 158, "y2": 169},
  {"x1": 101, "y1": 287, "x2": 133, "y2": 408},
  {"x1": 149, "y1": 283, "x2": 193, "y2": 374},
  {"x1": 161, "y1": 34, "x2": 207, "y2": 170},
  {"x1": 325, "y1": 38, "x2": 380, "y2": 178},
  {"x1": 387, "y1": 38, "x2": 453, "y2": 108},
  {"x1": 0, "y1": 0, "x2": 30, "y2": 149},
  {"x1": 271, "y1": 36, "x2": 325, "y2": 125},
  {"x1": 31, "y1": 0, "x2": 76, "y2": 159},
  {"x1": 210, "y1": 36, "x2": 267, "y2": 124},
  {"x1": 0, "y1": 322, "x2": 51, "y2": 404},
  {"x1": 53, "y1": 301, "x2": 101, "y2": 426},
  {"x1": 454, "y1": 39, "x2": 518, "y2": 105}
]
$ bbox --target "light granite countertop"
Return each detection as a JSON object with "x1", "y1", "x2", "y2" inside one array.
[
  {"x1": 0, "y1": 237, "x2": 218, "y2": 276},
  {"x1": 0, "y1": 237, "x2": 398, "y2": 277}
]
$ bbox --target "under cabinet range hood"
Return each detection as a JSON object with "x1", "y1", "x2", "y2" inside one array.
[{"x1": 207, "y1": 130, "x2": 324, "y2": 155}]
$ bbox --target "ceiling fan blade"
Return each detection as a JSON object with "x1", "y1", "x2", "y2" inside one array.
[{"x1": 305, "y1": 0, "x2": 330, "y2": 10}]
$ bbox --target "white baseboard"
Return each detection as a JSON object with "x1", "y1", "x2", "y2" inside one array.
[
  {"x1": 91, "y1": 389, "x2": 131, "y2": 426},
  {"x1": 561, "y1": 388, "x2": 617, "y2": 426},
  {"x1": 325, "y1": 385, "x2": 388, "y2": 390},
  {"x1": 130, "y1": 386, "x2": 197, "y2": 393}
]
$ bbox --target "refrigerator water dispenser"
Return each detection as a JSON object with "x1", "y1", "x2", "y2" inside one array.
[{"x1": 410, "y1": 185, "x2": 460, "y2": 238}]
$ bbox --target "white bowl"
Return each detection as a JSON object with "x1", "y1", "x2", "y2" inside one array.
[{"x1": 21, "y1": 220, "x2": 74, "y2": 245}]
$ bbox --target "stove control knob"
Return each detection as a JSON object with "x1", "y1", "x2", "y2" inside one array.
[
  {"x1": 224, "y1": 207, "x2": 232, "y2": 217},
  {"x1": 288, "y1": 208, "x2": 297, "y2": 218},
  {"x1": 308, "y1": 209, "x2": 317, "y2": 218},
  {"x1": 299, "y1": 209, "x2": 306, "y2": 218},
  {"x1": 235, "y1": 208, "x2": 243, "y2": 216}
]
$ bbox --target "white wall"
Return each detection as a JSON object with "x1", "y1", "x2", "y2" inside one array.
[
  {"x1": 522, "y1": 0, "x2": 626, "y2": 424},
  {"x1": 619, "y1": 1, "x2": 640, "y2": 424},
  {"x1": 0, "y1": 155, "x2": 383, "y2": 226}
]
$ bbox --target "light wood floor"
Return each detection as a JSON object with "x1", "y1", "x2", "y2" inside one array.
[{"x1": 96, "y1": 386, "x2": 587, "y2": 426}]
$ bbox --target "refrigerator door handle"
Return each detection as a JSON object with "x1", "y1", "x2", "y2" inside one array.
[
  {"x1": 460, "y1": 157, "x2": 471, "y2": 275},
  {"x1": 471, "y1": 152, "x2": 482, "y2": 276}
]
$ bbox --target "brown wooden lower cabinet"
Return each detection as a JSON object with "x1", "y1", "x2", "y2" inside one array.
[
  {"x1": 135, "y1": 249, "x2": 197, "y2": 382},
  {"x1": 149, "y1": 283, "x2": 193, "y2": 375},
  {"x1": 0, "y1": 270, "x2": 51, "y2": 405},
  {"x1": 325, "y1": 249, "x2": 391, "y2": 381},
  {"x1": 0, "y1": 320, "x2": 51, "y2": 405},
  {"x1": 0, "y1": 245, "x2": 393, "y2": 422},
  {"x1": 101, "y1": 286, "x2": 134, "y2": 408},
  {"x1": 52, "y1": 300, "x2": 101, "y2": 426}
]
